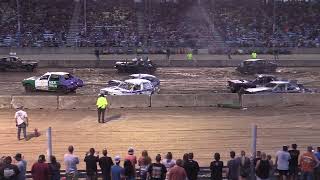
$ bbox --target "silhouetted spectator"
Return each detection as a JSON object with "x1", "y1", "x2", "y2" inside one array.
[
  {"x1": 237, "y1": 150, "x2": 250, "y2": 180},
  {"x1": 0, "y1": 156, "x2": 20, "y2": 180},
  {"x1": 288, "y1": 144, "x2": 300, "y2": 180},
  {"x1": 210, "y1": 153, "x2": 223, "y2": 180},
  {"x1": 84, "y1": 148, "x2": 99, "y2": 180},
  {"x1": 255, "y1": 152, "x2": 271, "y2": 180},
  {"x1": 31, "y1": 155, "x2": 50, "y2": 180},
  {"x1": 254, "y1": 151, "x2": 261, "y2": 166},
  {"x1": 183, "y1": 152, "x2": 199, "y2": 180},
  {"x1": 99, "y1": 148, "x2": 114, "y2": 180},
  {"x1": 124, "y1": 159, "x2": 135, "y2": 180},
  {"x1": 49, "y1": 155, "x2": 61, "y2": 180},
  {"x1": 227, "y1": 151, "x2": 239, "y2": 180},
  {"x1": 138, "y1": 150, "x2": 151, "y2": 180},
  {"x1": 147, "y1": 154, "x2": 167, "y2": 180}
]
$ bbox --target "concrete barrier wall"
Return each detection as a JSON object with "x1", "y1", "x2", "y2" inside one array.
[
  {"x1": 242, "y1": 93, "x2": 320, "y2": 107},
  {"x1": 195, "y1": 94, "x2": 239, "y2": 107},
  {"x1": 11, "y1": 96, "x2": 58, "y2": 109},
  {"x1": 0, "y1": 96, "x2": 12, "y2": 109},
  {"x1": 108, "y1": 95, "x2": 150, "y2": 108},
  {"x1": 58, "y1": 96, "x2": 96, "y2": 109},
  {"x1": 151, "y1": 94, "x2": 196, "y2": 107}
]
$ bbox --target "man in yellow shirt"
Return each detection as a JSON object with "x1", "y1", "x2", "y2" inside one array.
[{"x1": 96, "y1": 94, "x2": 108, "y2": 123}]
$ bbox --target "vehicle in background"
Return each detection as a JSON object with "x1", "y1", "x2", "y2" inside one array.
[
  {"x1": 100, "y1": 79, "x2": 156, "y2": 95},
  {"x1": 227, "y1": 74, "x2": 277, "y2": 93},
  {"x1": 22, "y1": 72, "x2": 84, "y2": 93},
  {"x1": 243, "y1": 81, "x2": 311, "y2": 94},
  {"x1": 236, "y1": 59, "x2": 277, "y2": 74},
  {"x1": 114, "y1": 57, "x2": 156, "y2": 74},
  {"x1": 0, "y1": 55, "x2": 38, "y2": 72}
]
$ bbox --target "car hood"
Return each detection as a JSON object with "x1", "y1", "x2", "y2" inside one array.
[
  {"x1": 24, "y1": 76, "x2": 38, "y2": 81},
  {"x1": 228, "y1": 80, "x2": 250, "y2": 83},
  {"x1": 245, "y1": 87, "x2": 272, "y2": 93},
  {"x1": 100, "y1": 86, "x2": 130, "y2": 93},
  {"x1": 22, "y1": 61, "x2": 38, "y2": 65}
]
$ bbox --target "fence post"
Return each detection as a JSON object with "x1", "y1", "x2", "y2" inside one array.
[
  {"x1": 251, "y1": 124, "x2": 257, "y2": 180},
  {"x1": 47, "y1": 127, "x2": 52, "y2": 163}
]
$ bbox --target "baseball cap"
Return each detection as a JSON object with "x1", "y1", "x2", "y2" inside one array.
[
  {"x1": 114, "y1": 155, "x2": 121, "y2": 163},
  {"x1": 128, "y1": 147, "x2": 134, "y2": 154}
]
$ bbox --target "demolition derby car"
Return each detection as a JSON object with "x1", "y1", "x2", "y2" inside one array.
[
  {"x1": 236, "y1": 59, "x2": 277, "y2": 74},
  {"x1": 227, "y1": 74, "x2": 277, "y2": 93},
  {"x1": 114, "y1": 57, "x2": 156, "y2": 74},
  {"x1": 100, "y1": 78, "x2": 157, "y2": 95},
  {"x1": 0, "y1": 55, "x2": 38, "y2": 72},
  {"x1": 243, "y1": 80, "x2": 311, "y2": 94},
  {"x1": 22, "y1": 72, "x2": 84, "y2": 93}
]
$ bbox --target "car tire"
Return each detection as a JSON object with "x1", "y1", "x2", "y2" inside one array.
[
  {"x1": 57, "y1": 86, "x2": 68, "y2": 94},
  {"x1": 25, "y1": 65, "x2": 34, "y2": 72},
  {"x1": 24, "y1": 84, "x2": 35, "y2": 92}
]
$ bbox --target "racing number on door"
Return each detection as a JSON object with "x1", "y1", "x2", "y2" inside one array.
[{"x1": 49, "y1": 81, "x2": 58, "y2": 89}]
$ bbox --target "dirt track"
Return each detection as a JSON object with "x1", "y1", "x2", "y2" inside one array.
[
  {"x1": 1, "y1": 67, "x2": 320, "y2": 95},
  {"x1": 0, "y1": 106, "x2": 319, "y2": 170}
]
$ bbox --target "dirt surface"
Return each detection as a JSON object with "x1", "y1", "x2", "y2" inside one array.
[
  {"x1": 0, "y1": 106, "x2": 319, "y2": 170},
  {"x1": 1, "y1": 67, "x2": 320, "y2": 95}
]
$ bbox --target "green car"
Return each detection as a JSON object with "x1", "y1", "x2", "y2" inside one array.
[{"x1": 22, "y1": 72, "x2": 84, "y2": 93}]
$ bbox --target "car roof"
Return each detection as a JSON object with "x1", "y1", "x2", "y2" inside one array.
[
  {"x1": 44, "y1": 72, "x2": 70, "y2": 76},
  {"x1": 269, "y1": 81, "x2": 289, "y2": 84},
  {"x1": 129, "y1": 74, "x2": 156, "y2": 78},
  {"x1": 125, "y1": 78, "x2": 151, "y2": 85},
  {"x1": 256, "y1": 74, "x2": 275, "y2": 78},
  {"x1": 244, "y1": 59, "x2": 265, "y2": 62}
]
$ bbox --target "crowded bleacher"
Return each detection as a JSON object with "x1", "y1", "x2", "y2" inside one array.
[{"x1": 0, "y1": 0, "x2": 319, "y2": 49}]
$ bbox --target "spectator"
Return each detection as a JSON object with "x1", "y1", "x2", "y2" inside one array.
[
  {"x1": 267, "y1": 154, "x2": 275, "y2": 178},
  {"x1": 183, "y1": 152, "x2": 199, "y2": 180},
  {"x1": 288, "y1": 144, "x2": 300, "y2": 180},
  {"x1": 99, "y1": 148, "x2": 114, "y2": 180},
  {"x1": 210, "y1": 153, "x2": 223, "y2": 180},
  {"x1": 237, "y1": 150, "x2": 250, "y2": 180},
  {"x1": 124, "y1": 159, "x2": 135, "y2": 180},
  {"x1": 125, "y1": 147, "x2": 137, "y2": 168},
  {"x1": 0, "y1": 156, "x2": 20, "y2": 180},
  {"x1": 300, "y1": 146, "x2": 319, "y2": 180},
  {"x1": 162, "y1": 152, "x2": 176, "y2": 171},
  {"x1": 147, "y1": 154, "x2": 167, "y2": 180},
  {"x1": 84, "y1": 148, "x2": 99, "y2": 180},
  {"x1": 168, "y1": 159, "x2": 187, "y2": 180},
  {"x1": 15, "y1": 153, "x2": 27, "y2": 180},
  {"x1": 48, "y1": 155, "x2": 61, "y2": 180},
  {"x1": 182, "y1": 153, "x2": 189, "y2": 166},
  {"x1": 254, "y1": 151, "x2": 261, "y2": 165},
  {"x1": 138, "y1": 150, "x2": 152, "y2": 180},
  {"x1": 31, "y1": 154, "x2": 50, "y2": 180},
  {"x1": 275, "y1": 145, "x2": 291, "y2": 180},
  {"x1": 111, "y1": 155, "x2": 124, "y2": 180},
  {"x1": 227, "y1": 151, "x2": 239, "y2": 180},
  {"x1": 64, "y1": 145, "x2": 80, "y2": 180},
  {"x1": 315, "y1": 147, "x2": 320, "y2": 180},
  {"x1": 255, "y1": 152, "x2": 271, "y2": 180}
]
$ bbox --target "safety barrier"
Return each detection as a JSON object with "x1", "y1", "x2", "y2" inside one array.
[{"x1": 1, "y1": 93, "x2": 320, "y2": 109}]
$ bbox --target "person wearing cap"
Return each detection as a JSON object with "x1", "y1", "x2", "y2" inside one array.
[
  {"x1": 15, "y1": 153, "x2": 27, "y2": 180},
  {"x1": 125, "y1": 147, "x2": 137, "y2": 168},
  {"x1": 31, "y1": 154, "x2": 50, "y2": 180},
  {"x1": 96, "y1": 94, "x2": 109, "y2": 123},
  {"x1": 147, "y1": 154, "x2": 167, "y2": 180},
  {"x1": 111, "y1": 156, "x2": 124, "y2": 180},
  {"x1": 14, "y1": 105, "x2": 29, "y2": 140},
  {"x1": 300, "y1": 146, "x2": 319, "y2": 180},
  {"x1": 275, "y1": 146, "x2": 291, "y2": 180},
  {"x1": 0, "y1": 156, "x2": 20, "y2": 179}
]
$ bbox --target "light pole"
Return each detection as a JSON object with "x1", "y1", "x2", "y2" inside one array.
[
  {"x1": 16, "y1": 0, "x2": 21, "y2": 47},
  {"x1": 273, "y1": 0, "x2": 276, "y2": 60},
  {"x1": 84, "y1": 0, "x2": 87, "y2": 36}
]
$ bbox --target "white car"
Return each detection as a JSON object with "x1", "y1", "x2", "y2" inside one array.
[{"x1": 100, "y1": 79, "x2": 156, "y2": 95}]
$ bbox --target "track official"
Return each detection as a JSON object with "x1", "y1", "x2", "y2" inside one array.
[
  {"x1": 96, "y1": 94, "x2": 108, "y2": 123},
  {"x1": 15, "y1": 106, "x2": 29, "y2": 141}
]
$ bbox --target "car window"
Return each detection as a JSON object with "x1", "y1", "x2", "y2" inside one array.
[
  {"x1": 49, "y1": 74, "x2": 60, "y2": 81},
  {"x1": 274, "y1": 84, "x2": 286, "y2": 92},
  {"x1": 143, "y1": 82, "x2": 152, "y2": 89},
  {"x1": 40, "y1": 75, "x2": 49, "y2": 80},
  {"x1": 63, "y1": 74, "x2": 72, "y2": 80},
  {"x1": 133, "y1": 85, "x2": 141, "y2": 91},
  {"x1": 287, "y1": 84, "x2": 297, "y2": 91},
  {"x1": 266, "y1": 83, "x2": 277, "y2": 88}
]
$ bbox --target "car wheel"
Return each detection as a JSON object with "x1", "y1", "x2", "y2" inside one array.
[
  {"x1": 57, "y1": 86, "x2": 68, "y2": 94},
  {"x1": 24, "y1": 84, "x2": 35, "y2": 92},
  {"x1": 25, "y1": 65, "x2": 34, "y2": 72}
]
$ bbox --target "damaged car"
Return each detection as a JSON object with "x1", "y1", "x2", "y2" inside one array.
[
  {"x1": 236, "y1": 59, "x2": 277, "y2": 74},
  {"x1": 114, "y1": 57, "x2": 157, "y2": 74},
  {"x1": 100, "y1": 78, "x2": 156, "y2": 95},
  {"x1": 243, "y1": 81, "x2": 311, "y2": 94},
  {"x1": 22, "y1": 72, "x2": 84, "y2": 93},
  {"x1": 227, "y1": 74, "x2": 277, "y2": 93},
  {"x1": 0, "y1": 55, "x2": 38, "y2": 72}
]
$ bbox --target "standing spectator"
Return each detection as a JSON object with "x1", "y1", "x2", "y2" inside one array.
[
  {"x1": 227, "y1": 151, "x2": 239, "y2": 180},
  {"x1": 254, "y1": 151, "x2": 262, "y2": 165},
  {"x1": 267, "y1": 154, "x2": 275, "y2": 178},
  {"x1": 237, "y1": 150, "x2": 250, "y2": 180},
  {"x1": 84, "y1": 148, "x2": 99, "y2": 180},
  {"x1": 168, "y1": 159, "x2": 187, "y2": 180},
  {"x1": 15, "y1": 105, "x2": 29, "y2": 141},
  {"x1": 49, "y1": 155, "x2": 61, "y2": 180},
  {"x1": 183, "y1": 152, "x2": 199, "y2": 180},
  {"x1": 138, "y1": 150, "x2": 152, "y2": 180},
  {"x1": 288, "y1": 144, "x2": 300, "y2": 180},
  {"x1": 0, "y1": 156, "x2": 20, "y2": 180},
  {"x1": 210, "y1": 153, "x2": 223, "y2": 180},
  {"x1": 275, "y1": 146, "x2": 291, "y2": 180},
  {"x1": 182, "y1": 153, "x2": 189, "y2": 167},
  {"x1": 315, "y1": 147, "x2": 320, "y2": 180},
  {"x1": 147, "y1": 154, "x2": 167, "y2": 180},
  {"x1": 96, "y1": 94, "x2": 108, "y2": 123},
  {"x1": 111, "y1": 156, "x2": 124, "y2": 180},
  {"x1": 99, "y1": 148, "x2": 114, "y2": 180},
  {"x1": 31, "y1": 155, "x2": 50, "y2": 180},
  {"x1": 125, "y1": 147, "x2": 137, "y2": 168},
  {"x1": 255, "y1": 152, "x2": 271, "y2": 180},
  {"x1": 15, "y1": 153, "x2": 27, "y2": 180},
  {"x1": 162, "y1": 152, "x2": 176, "y2": 171},
  {"x1": 300, "y1": 146, "x2": 319, "y2": 180},
  {"x1": 64, "y1": 145, "x2": 80, "y2": 180},
  {"x1": 124, "y1": 159, "x2": 135, "y2": 180}
]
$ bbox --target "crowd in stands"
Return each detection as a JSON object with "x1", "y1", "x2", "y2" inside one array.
[
  {"x1": 1, "y1": 144, "x2": 320, "y2": 180},
  {"x1": 0, "y1": 0, "x2": 319, "y2": 49}
]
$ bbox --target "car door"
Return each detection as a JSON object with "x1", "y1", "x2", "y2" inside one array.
[
  {"x1": 35, "y1": 75, "x2": 49, "y2": 90},
  {"x1": 48, "y1": 74, "x2": 60, "y2": 91}
]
